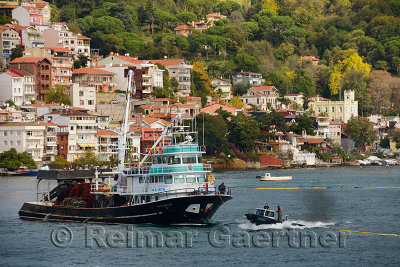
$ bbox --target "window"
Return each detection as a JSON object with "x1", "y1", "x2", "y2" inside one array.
[
  {"x1": 197, "y1": 155, "x2": 202, "y2": 163},
  {"x1": 139, "y1": 176, "x2": 144, "y2": 183},
  {"x1": 4, "y1": 141, "x2": 8, "y2": 145},
  {"x1": 174, "y1": 175, "x2": 184, "y2": 183},
  {"x1": 168, "y1": 156, "x2": 181, "y2": 165},
  {"x1": 17, "y1": 141, "x2": 21, "y2": 146},
  {"x1": 159, "y1": 176, "x2": 164, "y2": 183},
  {"x1": 26, "y1": 131, "x2": 32, "y2": 136},
  {"x1": 79, "y1": 90, "x2": 84, "y2": 96},
  {"x1": 332, "y1": 107, "x2": 335, "y2": 112},
  {"x1": 80, "y1": 100, "x2": 84, "y2": 105},
  {"x1": 164, "y1": 175, "x2": 172, "y2": 184},
  {"x1": 182, "y1": 155, "x2": 197, "y2": 164},
  {"x1": 10, "y1": 141, "x2": 14, "y2": 145},
  {"x1": 88, "y1": 100, "x2": 94, "y2": 105},
  {"x1": 186, "y1": 175, "x2": 196, "y2": 183},
  {"x1": 3, "y1": 131, "x2": 7, "y2": 136},
  {"x1": 197, "y1": 174, "x2": 206, "y2": 182}
]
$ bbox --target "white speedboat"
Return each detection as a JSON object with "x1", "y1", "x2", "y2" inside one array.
[{"x1": 257, "y1": 172, "x2": 292, "y2": 181}]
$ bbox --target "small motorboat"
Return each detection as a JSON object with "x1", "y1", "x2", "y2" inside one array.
[
  {"x1": 13, "y1": 166, "x2": 39, "y2": 176},
  {"x1": 257, "y1": 172, "x2": 292, "y2": 181},
  {"x1": 246, "y1": 207, "x2": 304, "y2": 226}
]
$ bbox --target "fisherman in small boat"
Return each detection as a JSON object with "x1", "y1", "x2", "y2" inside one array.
[
  {"x1": 277, "y1": 206, "x2": 283, "y2": 223},
  {"x1": 218, "y1": 182, "x2": 226, "y2": 194},
  {"x1": 264, "y1": 202, "x2": 269, "y2": 210}
]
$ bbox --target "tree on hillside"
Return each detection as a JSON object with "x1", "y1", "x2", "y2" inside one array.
[
  {"x1": 257, "y1": 110, "x2": 288, "y2": 132},
  {"x1": 329, "y1": 50, "x2": 371, "y2": 97},
  {"x1": 176, "y1": 12, "x2": 197, "y2": 24},
  {"x1": 389, "y1": 130, "x2": 400, "y2": 149},
  {"x1": 191, "y1": 62, "x2": 212, "y2": 102},
  {"x1": 368, "y1": 70, "x2": 398, "y2": 114},
  {"x1": 10, "y1": 45, "x2": 23, "y2": 62},
  {"x1": 228, "y1": 113, "x2": 260, "y2": 152},
  {"x1": 195, "y1": 114, "x2": 228, "y2": 155},
  {"x1": 345, "y1": 116, "x2": 376, "y2": 151},
  {"x1": 290, "y1": 114, "x2": 315, "y2": 136},
  {"x1": 45, "y1": 85, "x2": 70, "y2": 105},
  {"x1": 234, "y1": 53, "x2": 259, "y2": 72}
]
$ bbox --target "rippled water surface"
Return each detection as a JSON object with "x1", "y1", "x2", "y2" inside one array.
[{"x1": 1, "y1": 166, "x2": 399, "y2": 266}]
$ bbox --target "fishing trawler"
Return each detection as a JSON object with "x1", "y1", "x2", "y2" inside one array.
[{"x1": 18, "y1": 71, "x2": 232, "y2": 225}]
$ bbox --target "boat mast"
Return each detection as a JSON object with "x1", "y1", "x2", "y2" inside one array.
[{"x1": 118, "y1": 70, "x2": 134, "y2": 172}]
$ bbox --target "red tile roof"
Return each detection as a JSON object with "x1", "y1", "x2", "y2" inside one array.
[
  {"x1": 301, "y1": 138, "x2": 326, "y2": 144},
  {"x1": 47, "y1": 47, "x2": 72, "y2": 52},
  {"x1": 206, "y1": 13, "x2": 227, "y2": 18},
  {"x1": 72, "y1": 67, "x2": 116, "y2": 75},
  {"x1": 149, "y1": 59, "x2": 185, "y2": 66},
  {"x1": 33, "y1": 1, "x2": 49, "y2": 8},
  {"x1": 38, "y1": 122, "x2": 59, "y2": 127},
  {"x1": 77, "y1": 35, "x2": 90, "y2": 40},
  {"x1": 174, "y1": 25, "x2": 190, "y2": 30},
  {"x1": 95, "y1": 130, "x2": 118, "y2": 136},
  {"x1": 0, "y1": 5, "x2": 18, "y2": 9},
  {"x1": 9, "y1": 69, "x2": 33, "y2": 77},
  {"x1": 10, "y1": 57, "x2": 47, "y2": 63}
]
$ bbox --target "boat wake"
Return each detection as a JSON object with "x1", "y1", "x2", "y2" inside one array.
[{"x1": 239, "y1": 220, "x2": 335, "y2": 230}]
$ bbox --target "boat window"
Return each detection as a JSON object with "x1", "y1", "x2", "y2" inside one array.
[
  {"x1": 157, "y1": 157, "x2": 162, "y2": 164},
  {"x1": 168, "y1": 156, "x2": 181, "y2": 165},
  {"x1": 256, "y1": 209, "x2": 265, "y2": 216},
  {"x1": 186, "y1": 175, "x2": 196, "y2": 183},
  {"x1": 197, "y1": 155, "x2": 202, "y2": 163},
  {"x1": 174, "y1": 175, "x2": 184, "y2": 183},
  {"x1": 269, "y1": 212, "x2": 275, "y2": 217},
  {"x1": 155, "y1": 176, "x2": 159, "y2": 183},
  {"x1": 150, "y1": 176, "x2": 154, "y2": 183},
  {"x1": 159, "y1": 176, "x2": 164, "y2": 183},
  {"x1": 152, "y1": 157, "x2": 156, "y2": 164},
  {"x1": 162, "y1": 156, "x2": 167, "y2": 164},
  {"x1": 165, "y1": 175, "x2": 172, "y2": 184},
  {"x1": 145, "y1": 176, "x2": 150, "y2": 183},
  {"x1": 197, "y1": 174, "x2": 206, "y2": 182},
  {"x1": 182, "y1": 155, "x2": 197, "y2": 164},
  {"x1": 139, "y1": 176, "x2": 144, "y2": 183}
]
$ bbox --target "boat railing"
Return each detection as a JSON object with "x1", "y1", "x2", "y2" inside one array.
[
  {"x1": 90, "y1": 183, "x2": 232, "y2": 198},
  {"x1": 124, "y1": 163, "x2": 212, "y2": 175}
]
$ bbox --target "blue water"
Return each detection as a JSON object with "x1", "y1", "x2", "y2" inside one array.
[{"x1": 1, "y1": 166, "x2": 399, "y2": 266}]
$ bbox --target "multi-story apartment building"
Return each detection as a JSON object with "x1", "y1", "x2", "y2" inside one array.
[
  {"x1": 39, "y1": 122, "x2": 58, "y2": 162},
  {"x1": 69, "y1": 83, "x2": 96, "y2": 111},
  {"x1": 44, "y1": 109, "x2": 98, "y2": 162},
  {"x1": 96, "y1": 55, "x2": 164, "y2": 97},
  {"x1": 24, "y1": 46, "x2": 73, "y2": 86},
  {"x1": 308, "y1": 90, "x2": 358, "y2": 123},
  {"x1": 10, "y1": 57, "x2": 52, "y2": 101},
  {"x1": 96, "y1": 129, "x2": 119, "y2": 161},
  {"x1": 0, "y1": 122, "x2": 46, "y2": 164},
  {"x1": 56, "y1": 124, "x2": 68, "y2": 160},
  {"x1": 41, "y1": 26, "x2": 90, "y2": 57},
  {"x1": 8, "y1": 24, "x2": 44, "y2": 49},
  {"x1": 232, "y1": 72, "x2": 264, "y2": 87},
  {"x1": 0, "y1": 26, "x2": 20, "y2": 69},
  {"x1": 241, "y1": 86, "x2": 280, "y2": 110},
  {"x1": 72, "y1": 67, "x2": 116, "y2": 92},
  {"x1": 212, "y1": 78, "x2": 232, "y2": 101},
  {"x1": 12, "y1": 1, "x2": 51, "y2": 27},
  {"x1": 284, "y1": 93, "x2": 304, "y2": 108},
  {"x1": 0, "y1": 69, "x2": 35, "y2": 106},
  {"x1": 149, "y1": 59, "x2": 192, "y2": 97}
]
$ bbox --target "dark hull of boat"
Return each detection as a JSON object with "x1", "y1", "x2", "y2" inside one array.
[
  {"x1": 13, "y1": 171, "x2": 39, "y2": 176},
  {"x1": 246, "y1": 213, "x2": 279, "y2": 225},
  {"x1": 19, "y1": 195, "x2": 232, "y2": 225}
]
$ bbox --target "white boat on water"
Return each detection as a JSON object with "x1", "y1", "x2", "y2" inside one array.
[{"x1": 257, "y1": 172, "x2": 292, "y2": 181}]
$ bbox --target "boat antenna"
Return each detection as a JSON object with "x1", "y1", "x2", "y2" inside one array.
[
  {"x1": 118, "y1": 70, "x2": 134, "y2": 172},
  {"x1": 202, "y1": 112, "x2": 205, "y2": 147}
]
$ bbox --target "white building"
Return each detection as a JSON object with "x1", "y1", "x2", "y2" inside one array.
[
  {"x1": 212, "y1": 78, "x2": 232, "y2": 101},
  {"x1": 69, "y1": 83, "x2": 96, "y2": 111},
  {"x1": 44, "y1": 109, "x2": 98, "y2": 162},
  {"x1": 241, "y1": 86, "x2": 280, "y2": 110},
  {"x1": 308, "y1": 90, "x2": 358, "y2": 122},
  {"x1": 0, "y1": 26, "x2": 21, "y2": 69},
  {"x1": 0, "y1": 122, "x2": 46, "y2": 164},
  {"x1": 232, "y1": 72, "x2": 264, "y2": 87},
  {"x1": 284, "y1": 93, "x2": 304, "y2": 107},
  {"x1": 0, "y1": 70, "x2": 35, "y2": 106},
  {"x1": 96, "y1": 129, "x2": 119, "y2": 161}
]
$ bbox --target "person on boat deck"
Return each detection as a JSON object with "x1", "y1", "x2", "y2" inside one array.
[
  {"x1": 277, "y1": 206, "x2": 283, "y2": 223},
  {"x1": 218, "y1": 182, "x2": 226, "y2": 194},
  {"x1": 264, "y1": 203, "x2": 269, "y2": 210}
]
